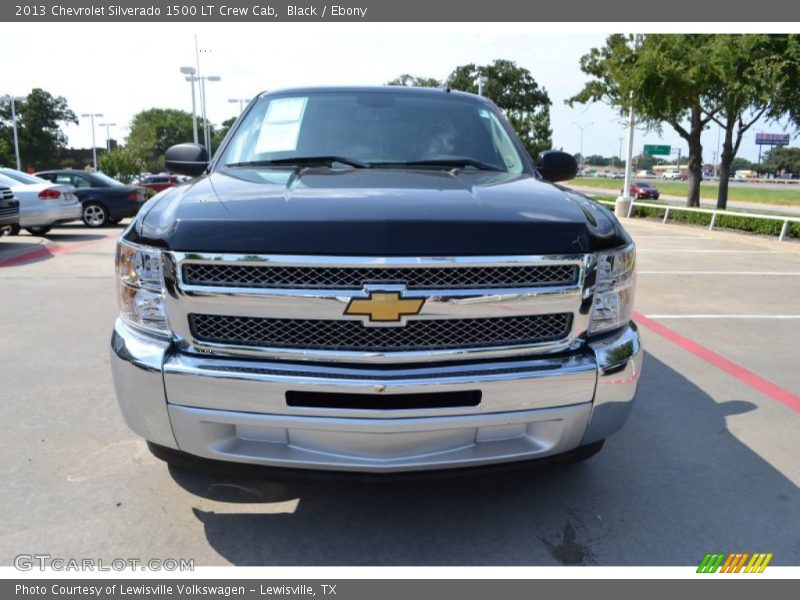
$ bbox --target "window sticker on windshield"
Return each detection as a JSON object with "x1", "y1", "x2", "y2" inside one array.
[{"x1": 255, "y1": 97, "x2": 308, "y2": 153}]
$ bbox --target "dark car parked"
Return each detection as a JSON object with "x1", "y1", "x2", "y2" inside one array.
[
  {"x1": 0, "y1": 185, "x2": 20, "y2": 236},
  {"x1": 625, "y1": 181, "x2": 661, "y2": 200},
  {"x1": 34, "y1": 170, "x2": 146, "y2": 227}
]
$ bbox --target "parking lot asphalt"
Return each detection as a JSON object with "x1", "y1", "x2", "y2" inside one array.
[{"x1": 0, "y1": 220, "x2": 798, "y2": 567}]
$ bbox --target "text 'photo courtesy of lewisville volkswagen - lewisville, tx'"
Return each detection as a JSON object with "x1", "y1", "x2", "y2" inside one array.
[{"x1": 1, "y1": 1, "x2": 799, "y2": 594}]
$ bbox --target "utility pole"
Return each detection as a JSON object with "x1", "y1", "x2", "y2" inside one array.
[
  {"x1": 618, "y1": 33, "x2": 644, "y2": 218},
  {"x1": 573, "y1": 121, "x2": 593, "y2": 172},
  {"x1": 1, "y1": 95, "x2": 25, "y2": 170},
  {"x1": 81, "y1": 112, "x2": 104, "y2": 170},
  {"x1": 476, "y1": 74, "x2": 487, "y2": 96}
]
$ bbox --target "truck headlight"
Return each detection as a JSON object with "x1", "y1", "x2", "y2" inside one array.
[
  {"x1": 588, "y1": 243, "x2": 636, "y2": 335},
  {"x1": 116, "y1": 239, "x2": 169, "y2": 334}
]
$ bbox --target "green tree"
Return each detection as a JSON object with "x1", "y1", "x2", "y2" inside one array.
[
  {"x1": 386, "y1": 74, "x2": 442, "y2": 88},
  {"x1": 0, "y1": 136, "x2": 11, "y2": 166},
  {"x1": 98, "y1": 146, "x2": 145, "y2": 184},
  {"x1": 570, "y1": 34, "x2": 800, "y2": 209},
  {"x1": 584, "y1": 154, "x2": 608, "y2": 166},
  {"x1": 730, "y1": 157, "x2": 754, "y2": 173},
  {"x1": 704, "y1": 35, "x2": 800, "y2": 208},
  {"x1": 126, "y1": 108, "x2": 196, "y2": 172},
  {"x1": 0, "y1": 89, "x2": 77, "y2": 170},
  {"x1": 759, "y1": 147, "x2": 800, "y2": 176},
  {"x1": 569, "y1": 34, "x2": 720, "y2": 207},
  {"x1": 212, "y1": 116, "x2": 237, "y2": 151},
  {"x1": 447, "y1": 60, "x2": 552, "y2": 159}
]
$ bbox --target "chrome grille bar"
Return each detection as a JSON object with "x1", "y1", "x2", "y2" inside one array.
[{"x1": 182, "y1": 263, "x2": 579, "y2": 290}]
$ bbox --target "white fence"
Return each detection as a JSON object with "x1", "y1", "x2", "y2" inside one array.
[{"x1": 595, "y1": 199, "x2": 800, "y2": 242}]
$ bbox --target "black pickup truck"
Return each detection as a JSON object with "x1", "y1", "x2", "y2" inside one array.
[{"x1": 111, "y1": 86, "x2": 642, "y2": 474}]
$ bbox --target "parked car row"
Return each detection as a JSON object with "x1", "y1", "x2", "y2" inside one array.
[
  {"x1": 0, "y1": 169, "x2": 82, "y2": 235},
  {"x1": 35, "y1": 170, "x2": 147, "y2": 228},
  {"x1": 0, "y1": 168, "x2": 187, "y2": 238}
]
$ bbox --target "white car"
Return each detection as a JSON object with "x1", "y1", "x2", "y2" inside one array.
[
  {"x1": 0, "y1": 168, "x2": 82, "y2": 235},
  {"x1": 661, "y1": 170, "x2": 683, "y2": 180}
]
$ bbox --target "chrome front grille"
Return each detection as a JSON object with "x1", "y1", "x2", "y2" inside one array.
[
  {"x1": 165, "y1": 252, "x2": 591, "y2": 363},
  {"x1": 189, "y1": 313, "x2": 573, "y2": 352},
  {"x1": 182, "y1": 263, "x2": 578, "y2": 290},
  {"x1": 1, "y1": 187, "x2": 14, "y2": 201}
]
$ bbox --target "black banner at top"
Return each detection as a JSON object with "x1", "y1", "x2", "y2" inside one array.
[{"x1": 2, "y1": 0, "x2": 800, "y2": 22}]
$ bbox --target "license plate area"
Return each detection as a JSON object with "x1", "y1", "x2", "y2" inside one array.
[{"x1": 286, "y1": 390, "x2": 482, "y2": 410}]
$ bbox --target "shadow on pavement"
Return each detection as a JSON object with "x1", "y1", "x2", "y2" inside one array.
[
  {"x1": 0, "y1": 231, "x2": 111, "y2": 267},
  {"x1": 166, "y1": 352, "x2": 799, "y2": 566}
]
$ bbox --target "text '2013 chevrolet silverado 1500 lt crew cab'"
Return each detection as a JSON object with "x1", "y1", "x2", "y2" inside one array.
[{"x1": 110, "y1": 86, "x2": 642, "y2": 474}]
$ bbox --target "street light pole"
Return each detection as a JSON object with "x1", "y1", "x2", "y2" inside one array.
[
  {"x1": 229, "y1": 98, "x2": 251, "y2": 113},
  {"x1": 2, "y1": 95, "x2": 25, "y2": 171},
  {"x1": 198, "y1": 75, "x2": 220, "y2": 155},
  {"x1": 99, "y1": 122, "x2": 117, "y2": 152},
  {"x1": 81, "y1": 112, "x2": 104, "y2": 170},
  {"x1": 572, "y1": 121, "x2": 593, "y2": 172},
  {"x1": 476, "y1": 74, "x2": 487, "y2": 96},
  {"x1": 618, "y1": 34, "x2": 643, "y2": 218},
  {"x1": 180, "y1": 66, "x2": 199, "y2": 144}
]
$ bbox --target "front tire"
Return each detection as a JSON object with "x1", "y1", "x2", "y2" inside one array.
[
  {"x1": 82, "y1": 203, "x2": 109, "y2": 227},
  {"x1": 25, "y1": 226, "x2": 52, "y2": 236},
  {"x1": 8, "y1": 224, "x2": 20, "y2": 235}
]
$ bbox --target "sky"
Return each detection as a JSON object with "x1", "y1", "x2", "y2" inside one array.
[{"x1": 0, "y1": 23, "x2": 790, "y2": 165}]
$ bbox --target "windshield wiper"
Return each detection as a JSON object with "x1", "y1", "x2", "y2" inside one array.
[
  {"x1": 224, "y1": 156, "x2": 371, "y2": 169},
  {"x1": 371, "y1": 158, "x2": 503, "y2": 172}
]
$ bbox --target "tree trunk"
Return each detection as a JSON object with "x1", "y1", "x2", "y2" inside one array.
[
  {"x1": 716, "y1": 122, "x2": 735, "y2": 210},
  {"x1": 717, "y1": 161, "x2": 731, "y2": 210},
  {"x1": 684, "y1": 107, "x2": 704, "y2": 207}
]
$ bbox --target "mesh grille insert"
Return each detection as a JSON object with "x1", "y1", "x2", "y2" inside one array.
[{"x1": 189, "y1": 313, "x2": 572, "y2": 352}]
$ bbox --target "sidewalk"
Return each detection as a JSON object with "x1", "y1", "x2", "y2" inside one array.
[{"x1": 570, "y1": 185, "x2": 800, "y2": 217}]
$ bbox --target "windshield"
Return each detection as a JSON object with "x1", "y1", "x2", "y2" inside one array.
[
  {"x1": 218, "y1": 91, "x2": 526, "y2": 173},
  {"x1": 92, "y1": 172, "x2": 126, "y2": 187},
  {"x1": 0, "y1": 169, "x2": 46, "y2": 185}
]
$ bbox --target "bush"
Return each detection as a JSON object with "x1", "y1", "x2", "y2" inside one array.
[
  {"x1": 98, "y1": 147, "x2": 145, "y2": 184},
  {"x1": 591, "y1": 197, "x2": 800, "y2": 240}
]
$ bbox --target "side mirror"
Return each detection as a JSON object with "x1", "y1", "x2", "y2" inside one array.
[
  {"x1": 165, "y1": 143, "x2": 209, "y2": 177},
  {"x1": 536, "y1": 150, "x2": 578, "y2": 183}
]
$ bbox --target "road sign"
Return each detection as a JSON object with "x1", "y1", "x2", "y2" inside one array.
[
  {"x1": 644, "y1": 144, "x2": 671, "y2": 156},
  {"x1": 755, "y1": 133, "x2": 790, "y2": 146}
]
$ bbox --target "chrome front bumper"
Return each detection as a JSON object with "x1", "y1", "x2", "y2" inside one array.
[{"x1": 110, "y1": 319, "x2": 642, "y2": 472}]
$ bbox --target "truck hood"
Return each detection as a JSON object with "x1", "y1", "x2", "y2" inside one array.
[{"x1": 131, "y1": 168, "x2": 628, "y2": 255}]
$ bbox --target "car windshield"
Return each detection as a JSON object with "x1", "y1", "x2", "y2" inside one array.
[
  {"x1": 218, "y1": 91, "x2": 526, "y2": 174},
  {"x1": 636, "y1": 182, "x2": 651, "y2": 188},
  {"x1": 92, "y1": 172, "x2": 126, "y2": 187},
  {"x1": 0, "y1": 169, "x2": 46, "y2": 185}
]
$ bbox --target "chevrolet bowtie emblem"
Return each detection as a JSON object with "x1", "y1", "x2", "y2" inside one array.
[{"x1": 344, "y1": 292, "x2": 424, "y2": 323}]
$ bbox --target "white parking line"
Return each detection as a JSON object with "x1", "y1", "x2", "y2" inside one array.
[
  {"x1": 645, "y1": 314, "x2": 800, "y2": 319},
  {"x1": 637, "y1": 249, "x2": 789, "y2": 254},
  {"x1": 638, "y1": 271, "x2": 800, "y2": 276},
  {"x1": 632, "y1": 235, "x2": 709, "y2": 240}
]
